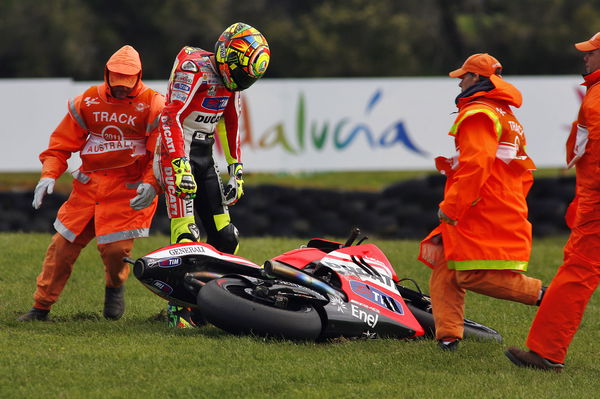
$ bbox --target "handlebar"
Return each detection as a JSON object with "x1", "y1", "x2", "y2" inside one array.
[{"x1": 343, "y1": 227, "x2": 361, "y2": 247}]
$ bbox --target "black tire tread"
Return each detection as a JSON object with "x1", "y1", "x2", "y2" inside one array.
[{"x1": 198, "y1": 277, "x2": 323, "y2": 340}]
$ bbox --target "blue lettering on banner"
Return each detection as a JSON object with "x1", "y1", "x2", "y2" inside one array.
[
  {"x1": 158, "y1": 258, "x2": 182, "y2": 268},
  {"x1": 349, "y1": 280, "x2": 404, "y2": 314},
  {"x1": 258, "y1": 89, "x2": 429, "y2": 157},
  {"x1": 201, "y1": 97, "x2": 229, "y2": 111}
]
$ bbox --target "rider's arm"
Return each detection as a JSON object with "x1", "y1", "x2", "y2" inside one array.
[{"x1": 218, "y1": 91, "x2": 242, "y2": 165}]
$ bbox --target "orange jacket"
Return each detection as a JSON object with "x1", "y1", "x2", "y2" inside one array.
[
  {"x1": 39, "y1": 46, "x2": 165, "y2": 244},
  {"x1": 564, "y1": 69, "x2": 600, "y2": 228},
  {"x1": 419, "y1": 75, "x2": 535, "y2": 271}
]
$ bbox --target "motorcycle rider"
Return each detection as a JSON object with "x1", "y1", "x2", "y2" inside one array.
[
  {"x1": 18, "y1": 45, "x2": 164, "y2": 321},
  {"x1": 155, "y1": 22, "x2": 270, "y2": 327}
]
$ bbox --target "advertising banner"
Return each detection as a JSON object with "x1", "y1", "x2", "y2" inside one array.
[{"x1": 0, "y1": 76, "x2": 583, "y2": 172}]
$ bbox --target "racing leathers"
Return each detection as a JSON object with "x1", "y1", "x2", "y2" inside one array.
[{"x1": 156, "y1": 46, "x2": 242, "y2": 253}]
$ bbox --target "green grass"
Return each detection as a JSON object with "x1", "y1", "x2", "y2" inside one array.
[{"x1": 1, "y1": 233, "x2": 599, "y2": 398}]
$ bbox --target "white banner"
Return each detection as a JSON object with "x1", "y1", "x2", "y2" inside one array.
[{"x1": 0, "y1": 76, "x2": 583, "y2": 172}]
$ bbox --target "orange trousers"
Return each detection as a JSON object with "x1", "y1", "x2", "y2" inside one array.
[
  {"x1": 525, "y1": 223, "x2": 600, "y2": 364},
  {"x1": 33, "y1": 219, "x2": 133, "y2": 310},
  {"x1": 429, "y1": 257, "x2": 541, "y2": 341}
]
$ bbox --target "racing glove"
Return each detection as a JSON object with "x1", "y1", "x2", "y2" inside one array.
[
  {"x1": 223, "y1": 163, "x2": 244, "y2": 206},
  {"x1": 32, "y1": 177, "x2": 55, "y2": 209},
  {"x1": 172, "y1": 157, "x2": 196, "y2": 199},
  {"x1": 130, "y1": 183, "x2": 157, "y2": 210}
]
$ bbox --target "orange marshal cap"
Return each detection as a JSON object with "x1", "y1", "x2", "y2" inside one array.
[
  {"x1": 449, "y1": 53, "x2": 503, "y2": 78},
  {"x1": 575, "y1": 32, "x2": 600, "y2": 52}
]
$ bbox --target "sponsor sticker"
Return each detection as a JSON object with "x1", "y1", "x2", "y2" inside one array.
[
  {"x1": 321, "y1": 258, "x2": 395, "y2": 289},
  {"x1": 201, "y1": 97, "x2": 229, "y2": 111},
  {"x1": 151, "y1": 280, "x2": 173, "y2": 295},
  {"x1": 350, "y1": 303, "x2": 379, "y2": 328},
  {"x1": 168, "y1": 245, "x2": 206, "y2": 256},
  {"x1": 350, "y1": 281, "x2": 404, "y2": 314},
  {"x1": 170, "y1": 91, "x2": 188, "y2": 103},
  {"x1": 84, "y1": 96, "x2": 100, "y2": 107},
  {"x1": 194, "y1": 113, "x2": 223, "y2": 124},
  {"x1": 173, "y1": 82, "x2": 191, "y2": 92},
  {"x1": 174, "y1": 72, "x2": 194, "y2": 84},
  {"x1": 158, "y1": 258, "x2": 182, "y2": 268}
]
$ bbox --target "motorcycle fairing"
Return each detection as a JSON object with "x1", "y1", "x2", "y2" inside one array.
[
  {"x1": 271, "y1": 247, "x2": 327, "y2": 270},
  {"x1": 134, "y1": 242, "x2": 262, "y2": 307},
  {"x1": 269, "y1": 242, "x2": 423, "y2": 337},
  {"x1": 143, "y1": 243, "x2": 260, "y2": 269},
  {"x1": 316, "y1": 249, "x2": 424, "y2": 337}
]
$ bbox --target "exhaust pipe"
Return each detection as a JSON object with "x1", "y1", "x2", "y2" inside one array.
[{"x1": 263, "y1": 260, "x2": 346, "y2": 301}]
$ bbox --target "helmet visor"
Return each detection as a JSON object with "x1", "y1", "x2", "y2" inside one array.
[{"x1": 230, "y1": 67, "x2": 257, "y2": 91}]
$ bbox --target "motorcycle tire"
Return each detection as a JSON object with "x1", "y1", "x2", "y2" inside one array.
[
  {"x1": 405, "y1": 302, "x2": 503, "y2": 343},
  {"x1": 197, "y1": 277, "x2": 323, "y2": 341}
]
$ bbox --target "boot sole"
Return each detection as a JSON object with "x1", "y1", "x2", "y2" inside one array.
[{"x1": 504, "y1": 349, "x2": 525, "y2": 367}]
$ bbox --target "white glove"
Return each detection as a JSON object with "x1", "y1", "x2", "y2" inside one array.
[
  {"x1": 32, "y1": 177, "x2": 55, "y2": 209},
  {"x1": 130, "y1": 183, "x2": 157, "y2": 210},
  {"x1": 223, "y1": 163, "x2": 244, "y2": 206}
]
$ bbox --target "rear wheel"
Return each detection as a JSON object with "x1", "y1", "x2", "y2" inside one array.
[{"x1": 197, "y1": 277, "x2": 323, "y2": 340}]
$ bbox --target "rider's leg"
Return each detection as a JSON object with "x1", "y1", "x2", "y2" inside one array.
[{"x1": 193, "y1": 158, "x2": 239, "y2": 254}]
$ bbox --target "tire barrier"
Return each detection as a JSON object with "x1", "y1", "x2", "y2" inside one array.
[{"x1": 2, "y1": 175, "x2": 574, "y2": 239}]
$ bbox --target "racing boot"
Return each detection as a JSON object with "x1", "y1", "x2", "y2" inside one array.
[
  {"x1": 166, "y1": 303, "x2": 206, "y2": 328},
  {"x1": 103, "y1": 286, "x2": 125, "y2": 320},
  {"x1": 17, "y1": 307, "x2": 50, "y2": 322},
  {"x1": 170, "y1": 216, "x2": 201, "y2": 244}
]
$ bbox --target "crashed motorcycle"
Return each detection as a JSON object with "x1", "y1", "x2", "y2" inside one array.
[{"x1": 127, "y1": 229, "x2": 501, "y2": 342}]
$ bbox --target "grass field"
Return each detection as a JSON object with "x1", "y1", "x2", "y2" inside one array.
[{"x1": 1, "y1": 233, "x2": 599, "y2": 399}]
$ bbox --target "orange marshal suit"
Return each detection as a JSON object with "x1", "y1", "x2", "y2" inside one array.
[
  {"x1": 32, "y1": 46, "x2": 164, "y2": 310},
  {"x1": 525, "y1": 68, "x2": 600, "y2": 363},
  {"x1": 418, "y1": 75, "x2": 542, "y2": 340}
]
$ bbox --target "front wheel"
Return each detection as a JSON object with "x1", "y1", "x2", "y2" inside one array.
[
  {"x1": 398, "y1": 284, "x2": 503, "y2": 343},
  {"x1": 197, "y1": 277, "x2": 323, "y2": 341},
  {"x1": 406, "y1": 303, "x2": 502, "y2": 343}
]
